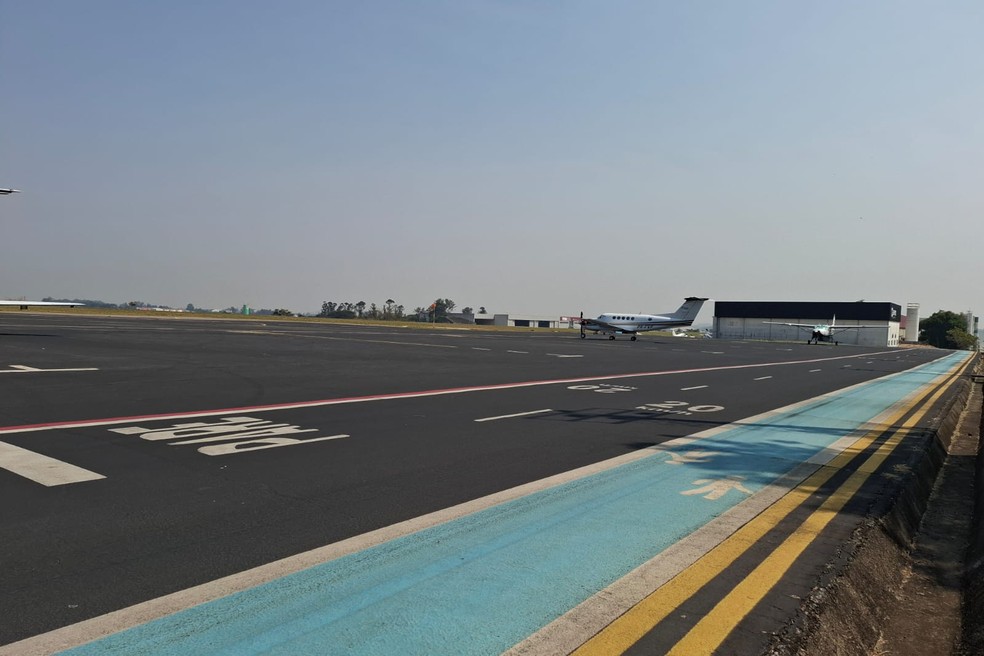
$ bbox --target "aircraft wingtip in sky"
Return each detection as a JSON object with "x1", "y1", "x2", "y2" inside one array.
[
  {"x1": 3, "y1": 187, "x2": 84, "y2": 309},
  {"x1": 579, "y1": 297, "x2": 708, "y2": 341}
]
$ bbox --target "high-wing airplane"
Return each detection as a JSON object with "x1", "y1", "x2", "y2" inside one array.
[
  {"x1": 579, "y1": 297, "x2": 708, "y2": 341},
  {"x1": 0, "y1": 188, "x2": 21, "y2": 195},
  {"x1": 1, "y1": 300, "x2": 85, "y2": 309},
  {"x1": 763, "y1": 316, "x2": 880, "y2": 345}
]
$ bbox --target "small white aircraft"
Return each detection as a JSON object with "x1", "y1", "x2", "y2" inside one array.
[
  {"x1": 1, "y1": 299, "x2": 85, "y2": 309},
  {"x1": 579, "y1": 297, "x2": 708, "y2": 341},
  {"x1": 763, "y1": 316, "x2": 880, "y2": 345},
  {"x1": 0, "y1": 188, "x2": 21, "y2": 195}
]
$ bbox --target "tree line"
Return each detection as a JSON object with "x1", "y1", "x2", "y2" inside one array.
[
  {"x1": 318, "y1": 299, "x2": 406, "y2": 320},
  {"x1": 317, "y1": 298, "x2": 483, "y2": 322}
]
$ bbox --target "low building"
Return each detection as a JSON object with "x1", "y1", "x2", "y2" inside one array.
[
  {"x1": 473, "y1": 313, "x2": 574, "y2": 329},
  {"x1": 713, "y1": 301, "x2": 902, "y2": 347}
]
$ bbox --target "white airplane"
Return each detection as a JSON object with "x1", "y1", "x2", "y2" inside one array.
[
  {"x1": 763, "y1": 316, "x2": 880, "y2": 345},
  {"x1": 1, "y1": 299, "x2": 85, "y2": 309},
  {"x1": 0, "y1": 188, "x2": 21, "y2": 195},
  {"x1": 579, "y1": 297, "x2": 708, "y2": 341}
]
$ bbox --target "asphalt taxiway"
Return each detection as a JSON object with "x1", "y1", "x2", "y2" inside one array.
[{"x1": 0, "y1": 312, "x2": 971, "y2": 654}]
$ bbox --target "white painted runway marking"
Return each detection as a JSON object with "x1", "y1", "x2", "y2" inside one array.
[
  {"x1": 109, "y1": 417, "x2": 347, "y2": 456},
  {"x1": 507, "y1": 350, "x2": 528, "y2": 354},
  {"x1": 0, "y1": 441, "x2": 105, "y2": 486},
  {"x1": 257, "y1": 332, "x2": 460, "y2": 349},
  {"x1": 680, "y1": 385, "x2": 708, "y2": 391},
  {"x1": 471, "y1": 347, "x2": 492, "y2": 351},
  {"x1": 1, "y1": 364, "x2": 99, "y2": 374},
  {"x1": 809, "y1": 369, "x2": 822, "y2": 373},
  {"x1": 475, "y1": 409, "x2": 553, "y2": 423},
  {"x1": 754, "y1": 376, "x2": 773, "y2": 381},
  {"x1": 547, "y1": 354, "x2": 584, "y2": 358},
  {"x1": 0, "y1": 348, "x2": 906, "y2": 437}
]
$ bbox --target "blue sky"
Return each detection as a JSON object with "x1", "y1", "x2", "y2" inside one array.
[{"x1": 2, "y1": 1, "x2": 981, "y2": 319}]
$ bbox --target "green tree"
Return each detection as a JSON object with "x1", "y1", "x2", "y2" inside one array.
[
  {"x1": 429, "y1": 298, "x2": 455, "y2": 321},
  {"x1": 920, "y1": 311, "x2": 976, "y2": 349},
  {"x1": 947, "y1": 327, "x2": 978, "y2": 350}
]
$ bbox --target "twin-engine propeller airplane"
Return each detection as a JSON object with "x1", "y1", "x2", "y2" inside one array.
[
  {"x1": 763, "y1": 316, "x2": 879, "y2": 345},
  {"x1": 579, "y1": 297, "x2": 707, "y2": 341}
]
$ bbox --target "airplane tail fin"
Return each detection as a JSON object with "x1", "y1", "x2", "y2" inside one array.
[{"x1": 666, "y1": 297, "x2": 708, "y2": 325}]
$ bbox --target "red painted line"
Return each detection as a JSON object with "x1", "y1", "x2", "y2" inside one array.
[{"x1": 0, "y1": 350, "x2": 905, "y2": 436}]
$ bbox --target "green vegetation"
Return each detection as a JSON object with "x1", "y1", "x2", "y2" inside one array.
[
  {"x1": 919, "y1": 310, "x2": 978, "y2": 350},
  {"x1": 20, "y1": 295, "x2": 480, "y2": 324},
  {"x1": 318, "y1": 297, "x2": 472, "y2": 323},
  {"x1": 318, "y1": 299, "x2": 406, "y2": 320}
]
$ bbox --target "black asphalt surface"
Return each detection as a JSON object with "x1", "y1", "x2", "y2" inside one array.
[{"x1": 0, "y1": 312, "x2": 957, "y2": 649}]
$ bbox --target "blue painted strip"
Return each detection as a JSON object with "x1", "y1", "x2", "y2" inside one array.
[{"x1": 62, "y1": 352, "x2": 968, "y2": 655}]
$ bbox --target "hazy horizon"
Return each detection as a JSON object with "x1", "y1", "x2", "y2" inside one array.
[{"x1": 3, "y1": 2, "x2": 981, "y2": 322}]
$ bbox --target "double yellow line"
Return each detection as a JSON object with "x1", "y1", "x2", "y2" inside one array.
[{"x1": 575, "y1": 354, "x2": 972, "y2": 655}]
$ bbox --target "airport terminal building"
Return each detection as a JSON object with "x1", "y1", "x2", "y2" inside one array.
[{"x1": 713, "y1": 301, "x2": 902, "y2": 347}]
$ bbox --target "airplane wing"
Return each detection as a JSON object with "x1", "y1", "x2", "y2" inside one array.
[
  {"x1": 763, "y1": 322, "x2": 815, "y2": 329},
  {"x1": 763, "y1": 322, "x2": 813, "y2": 327},
  {"x1": 580, "y1": 317, "x2": 632, "y2": 334},
  {"x1": 828, "y1": 325, "x2": 881, "y2": 335},
  {"x1": 763, "y1": 321, "x2": 882, "y2": 335},
  {"x1": 0, "y1": 300, "x2": 85, "y2": 307}
]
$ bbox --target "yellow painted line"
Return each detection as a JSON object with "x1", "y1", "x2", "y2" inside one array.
[
  {"x1": 574, "y1": 354, "x2": 970, "y2": 655},
  {"x1": 668, "y1": 359, "x2": 966, "y2": 655},
  {"x1": 667, "y1": 429, "x2": 899, "y2": 655}
]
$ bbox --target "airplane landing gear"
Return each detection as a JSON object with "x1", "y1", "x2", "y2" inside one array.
[{"x1": 630, "y1": 335, "x2": 637, "y2": 341}]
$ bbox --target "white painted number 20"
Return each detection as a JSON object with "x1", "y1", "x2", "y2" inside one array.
[{"x1": 638, "y1": 401, "x2": 725, "y2": 416}]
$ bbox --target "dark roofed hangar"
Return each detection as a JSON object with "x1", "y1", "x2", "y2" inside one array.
[{"x1": 713, "y1": 301, "x2": 902, "y2": 347}]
